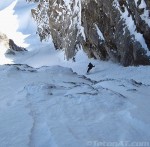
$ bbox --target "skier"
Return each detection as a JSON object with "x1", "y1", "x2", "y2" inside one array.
[{"x1": 87, "y1": 62, "x2": 95, "y2": 73}]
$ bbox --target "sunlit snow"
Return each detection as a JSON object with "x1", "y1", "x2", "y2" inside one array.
[{"x1": 0, "y1": 0, "x2": 29, "y2": 47}]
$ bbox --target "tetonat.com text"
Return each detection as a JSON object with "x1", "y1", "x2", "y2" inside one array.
[{"x1": 86, "y1": 140, "x2": 150, "y2": 147}]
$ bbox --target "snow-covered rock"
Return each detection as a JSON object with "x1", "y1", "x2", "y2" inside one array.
[
  {"x1": 30, "y1": 0, "x2": 84, "y2": 60},
  {"x1": 29, "y1": 0, "x2": 150, "y2": 66}
]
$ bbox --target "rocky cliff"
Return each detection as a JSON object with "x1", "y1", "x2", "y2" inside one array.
[{"x1": 28, "y1": 0, "x2": 150, "y2": 66}]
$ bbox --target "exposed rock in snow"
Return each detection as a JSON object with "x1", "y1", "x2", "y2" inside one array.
[
  {"x1": 28, "y1": 0, "x2": 150, "y2": 66},
  {"x1": 8, "y1": 39, "x2": 26, "y2": 54},
  {"x1": 30, "y1": 0, "x2": 83, "y2": 60},
  {"x1": 0, "y1": 32, "x2": 26, "y2": 55}
]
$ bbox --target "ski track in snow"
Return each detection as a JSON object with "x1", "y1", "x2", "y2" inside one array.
[{"x1": 0, "y1": 0, "x2": 150, "y2": 147}]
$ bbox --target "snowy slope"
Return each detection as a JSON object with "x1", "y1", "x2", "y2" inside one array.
[
  {"x1": 0, "y1": 64, "x2": 150, "y2": 147},
  {"x1": 0, "y1": 1, "x2": 150, "y2": 147}
]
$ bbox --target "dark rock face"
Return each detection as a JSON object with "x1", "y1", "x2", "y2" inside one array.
[
  {"x1": 82, "y1": 0, "x2": 150, "y2": 66},
  {"x1": 8, "y1": 39, "x2": 26, "y2": 52},
  {"x1": 0, "y1": 32, "x2": 26, "y2": 54},
  {"x1": 29, "y1": 0, "x2": 150, "y2": 66}
]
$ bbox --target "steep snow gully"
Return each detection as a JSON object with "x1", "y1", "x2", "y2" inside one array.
[
  {"x1": 0, "y1": 1, "x2": 150, "y2": 147},
  {"x1": 0, "y1": 64, "x2": 150, "y2": 147}
]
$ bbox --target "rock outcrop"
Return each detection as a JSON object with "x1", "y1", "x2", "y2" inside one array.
[
  {"x1": 29, "y1": 0, "x2": 150, "y2": 66},
  {"x1": 0, "y1": 32, "x2": 26, "y2": 54}
]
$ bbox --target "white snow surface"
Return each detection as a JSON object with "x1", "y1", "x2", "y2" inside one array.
[
  {"x1": 95, "y1": 24, "x2": 105, "y2": 41},
  {"x1": 0, "y1": 0, "x2": 150, "y2": 147}
]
